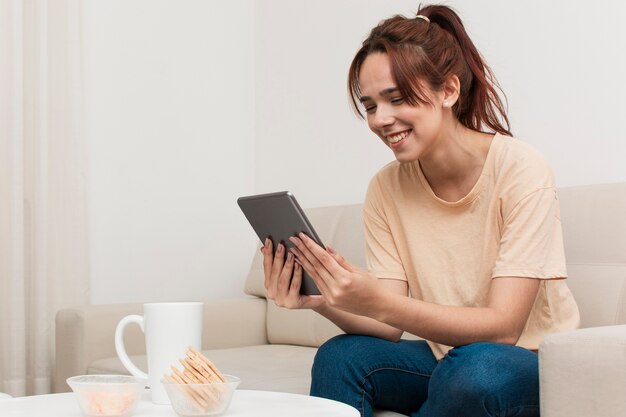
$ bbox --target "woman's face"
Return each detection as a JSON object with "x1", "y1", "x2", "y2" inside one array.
[{"x1": 358, "y1": 52, "x2": 446, "y2": 163}]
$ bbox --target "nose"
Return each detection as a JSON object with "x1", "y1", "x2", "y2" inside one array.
[{"x1": 369, "y1": 104, "x2": 395, "y2": 131}]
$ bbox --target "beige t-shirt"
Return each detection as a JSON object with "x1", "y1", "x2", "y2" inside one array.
[{"x1": 364, "y1": 133, "x2": 580, "y2": 359}]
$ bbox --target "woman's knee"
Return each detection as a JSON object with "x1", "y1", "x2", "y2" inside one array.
[
  {"x1": 310, "y1": 334, "x2": 374, "y2": 400},
  {"x1": 312, "y1": 334, "x2": 368, "y2": 379},
  {"x1": 425, "y1": 343, "x2": 539, "y2": 415},
  {"x1": 447, "y1": 343, "x2": 537, "y2": 385}
]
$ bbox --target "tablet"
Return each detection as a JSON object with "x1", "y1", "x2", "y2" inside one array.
[{"x1": 237, "y1": 191, "x2": 322, "y2": 295}]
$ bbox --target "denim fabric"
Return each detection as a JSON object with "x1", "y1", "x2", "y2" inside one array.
[{"x1": 310, "y1": 335, "x2": 539, "y2": 417}]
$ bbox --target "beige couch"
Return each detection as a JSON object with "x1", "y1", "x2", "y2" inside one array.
[{"x1": 55, "y1": 183, "x2": 626, "y2": 417}]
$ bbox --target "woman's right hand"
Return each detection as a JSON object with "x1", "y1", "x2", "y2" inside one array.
[{"x1": 261, "y1": 238, "x2": 324, "y2": 310}]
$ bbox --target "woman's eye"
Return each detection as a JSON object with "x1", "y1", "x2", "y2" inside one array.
[
  {"x1": 391, "y1": 97, "x2": 404, "y2": 105},
  {"x1": 364, "y1": 105, "x2": 377, "y2": 113}
]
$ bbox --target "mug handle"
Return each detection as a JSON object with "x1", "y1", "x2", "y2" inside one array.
[{"x1": 114, "y1": 315, "x2": 149, "y2": 380}]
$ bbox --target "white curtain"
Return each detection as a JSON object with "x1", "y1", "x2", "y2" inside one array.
[{"x1": 0, "y1": 0, "x2": 89, "y2": 396}]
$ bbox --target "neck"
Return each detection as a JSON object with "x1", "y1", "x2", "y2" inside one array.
[{"x1": 419, "y1": 124, "x2": 494, "y2": 201}]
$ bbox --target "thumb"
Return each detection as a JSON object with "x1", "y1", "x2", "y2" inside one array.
[{"x1": 326, "y1": 245, "x2": 358, "y2": 272}]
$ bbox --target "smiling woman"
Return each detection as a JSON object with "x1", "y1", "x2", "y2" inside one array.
[{"x1": 260, "y1": 4, "x2": 579, "y2": 417}]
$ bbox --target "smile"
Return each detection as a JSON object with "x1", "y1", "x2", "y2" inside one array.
[{"x1": 386, "y1": 130, "x2": 411, "y2": 144}]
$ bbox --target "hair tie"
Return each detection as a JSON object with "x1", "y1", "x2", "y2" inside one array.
[{"x1": 416, "y1": 15, "x2": 430, "y2": 23}]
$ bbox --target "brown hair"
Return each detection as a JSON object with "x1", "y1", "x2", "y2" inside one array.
[{"x1": 348, "y1": 4, "x2": 511, "y2": 135}]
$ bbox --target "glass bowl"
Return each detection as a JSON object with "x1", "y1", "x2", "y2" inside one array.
[
  {"x1": 66, "y1": 375, "x2": 146, "y2": 417},
  {"x1": 162, "y1": 375, "x2": 240, "y2": 416}
]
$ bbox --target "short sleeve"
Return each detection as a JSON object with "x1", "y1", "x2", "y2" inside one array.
[
  {"x1": 492, "y1": 187, "x2": 567, "y2": 279},
  {"x1": 363, "y1": 175, "x2": 408, "y2": 281}
]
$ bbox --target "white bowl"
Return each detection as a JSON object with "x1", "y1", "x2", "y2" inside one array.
[{"x1": 66, "y1": 375, "x2": 145, "y2": 417}]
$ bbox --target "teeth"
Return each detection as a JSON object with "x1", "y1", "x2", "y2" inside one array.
[{"x1": 387, "y1": 130, "x2": 410, "y2": 144}]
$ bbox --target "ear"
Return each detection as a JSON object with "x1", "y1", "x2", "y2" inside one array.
[{"x1": 441, "y1": 75, "x2": 460, "y2": 109}]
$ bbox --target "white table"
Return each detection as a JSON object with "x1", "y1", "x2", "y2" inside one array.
[{"x1": 0, "y1": 389, "x2": 359, "y2": 416}]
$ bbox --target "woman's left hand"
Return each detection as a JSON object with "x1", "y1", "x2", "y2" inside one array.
[{"x1": 288, "y1": 233, "x2": 383, "y2": 316}]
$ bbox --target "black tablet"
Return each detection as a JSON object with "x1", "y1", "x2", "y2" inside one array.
[{"x1": 237, "y1": 191, "x2": 322, "y2": 295}]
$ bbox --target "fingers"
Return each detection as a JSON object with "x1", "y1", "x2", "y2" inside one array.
[
  {"x1": 266, "y1": 241, "x2": 286, "y2": 299},
  {"x1": 291, "y1": 247, "x2": 330, "y2": 297},
  {"x1": 287, "y1": 260, "x2": 302, "y2": 297},
  {"x1": 290, "y1": 234, "x2": 340, "y2": 276},
  {"x1": 326, "y1": 245, "x2": 358, "y2": 273},
  {"x1": 262, "y1": 240, "x2": 302, "y2": 308},
  {"x1": 289, "y1": 235, "x2": 338, "y2": 292},
  {"x1": 276, "y1": 252, "x2": 295, "y2": 301}
]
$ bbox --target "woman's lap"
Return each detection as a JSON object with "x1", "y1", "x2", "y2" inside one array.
[
  {"x1": 310, "y1": 335, "x2": 437, "y2": 416},
  {"x1": 310, "y1": 335, "x2": 539, "y2": 417}
]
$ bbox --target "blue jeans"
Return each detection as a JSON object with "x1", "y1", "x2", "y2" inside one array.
[{"x1": 310, "y1": 335, "x2": 539, "y2": 417}]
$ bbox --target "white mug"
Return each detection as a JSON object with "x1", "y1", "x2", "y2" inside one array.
[{"x1": 115, "y1": 302, "x2": 203, "y2": 404}]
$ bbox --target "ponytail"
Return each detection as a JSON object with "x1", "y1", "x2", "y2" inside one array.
[{"x1": 419, "y1": 5, "x2": 510, "y2": 135}]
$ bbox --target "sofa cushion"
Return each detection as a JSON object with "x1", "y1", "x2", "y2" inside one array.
[
  {"x1": 266, "y1": 303, "x2": 344, "y2": 346},
  {"x1": 88, "y1": 344, "x2": 317, "y2": 395},
  {"x1": 566, "y1": 264, "x2": 626, "y2": 328},
  {"x1": 558, "y1": 183, "x2": 626, "y2": 328},
  {"x1": 558, "y1": 182, "x2": 626, "y2": 266}
]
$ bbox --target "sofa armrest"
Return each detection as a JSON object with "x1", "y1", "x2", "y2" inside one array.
[
  {"x1": 539, "y1": 324, "x2": 626, "y2": 417},
  {"x1": 54, "y1": 297, "x2": 268, "y2": 393}
]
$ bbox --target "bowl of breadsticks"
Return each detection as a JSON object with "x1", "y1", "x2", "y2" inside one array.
[{"x1": 162, "y1": 346, "x2": 240, "y2": 416}]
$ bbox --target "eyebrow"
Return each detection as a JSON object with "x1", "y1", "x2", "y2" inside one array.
[{"x1": 359, "y1": 87, "x2": 399, "y2": 103}]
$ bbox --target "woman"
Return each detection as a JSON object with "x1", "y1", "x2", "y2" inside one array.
[{"x1": 261, "y1": 4, "x2": 579, "y2": 417}]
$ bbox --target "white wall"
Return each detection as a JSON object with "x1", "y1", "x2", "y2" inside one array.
[
  {"x1": 84, "y1": 0, "x2": 256, "y2": 304},
  {"x1": 85, "y1": 0, "x2": 626, "y2": 304},
  {"x1": 254, "y1": 1, "x2": 395, "y2": 208},
  {"x1": 459, "y1": 0, "x2": 626, "y2": 187},
  {"x1": 255, "y1": 0, "x2": 626, "y2": 206}
]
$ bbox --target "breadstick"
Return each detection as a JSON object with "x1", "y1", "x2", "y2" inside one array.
[
  {"x1": 165, "y1": 373, "x2": 207, "y2": 412},
  {"x1": 187, "y1": 346, "x2": 226, "y2": 382},
  {"x1": 179, "y1": 358, "x2": 222, "y2": 405},
  {"x1": 179, "y1": 359, "x2": 207, "y2": 383},
  {"x1": 164, "y1": 346, "x2": 228, "y2": 412},
  {"x1": 171, "y1": 367, "x2": 211, "y2": 406},
  {"x1": 187, "y1": 356, "x2": 221, "y2": 383},
  {"x1": 183, "y1": 357, "x2": 214, "y2": 383}
]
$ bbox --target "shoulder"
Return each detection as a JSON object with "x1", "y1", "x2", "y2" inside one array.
[
  {"x1": 490, "y1": 134, "x2": 557, "y2": 216},
  {"x1": 491, "y1": 134, "x2": 555, "y2": 189},
  {"x1": 372, "y1": 159, "x2": 406, "y2": 181},
  {"x1": 366, "y1": 160, "x2": 405, "y2": 197},
  {"x1": 364, "y1": 160, "x2": 414, "y2": 218}
]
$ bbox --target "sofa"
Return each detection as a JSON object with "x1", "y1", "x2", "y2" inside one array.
[{"x1": 55, "y1": 182, "x2": 626, "y2": 417}]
